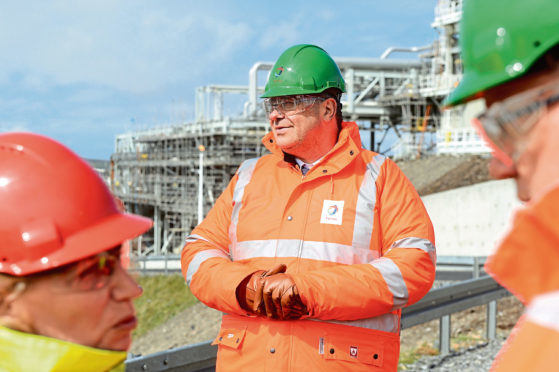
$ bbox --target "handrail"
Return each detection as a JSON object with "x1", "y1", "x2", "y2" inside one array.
[
  {"x1": 130, "y1": 255, "x2": 488, "y2": 280},
  {"x1": 125, "y1": 276, "x2": 510, "y2": 371}
]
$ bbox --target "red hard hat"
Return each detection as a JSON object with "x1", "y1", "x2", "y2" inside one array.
[{"x1": 0, "y1": 133, "x2": 152, "y2": 276}]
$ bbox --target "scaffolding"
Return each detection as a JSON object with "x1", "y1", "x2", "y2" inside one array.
[
  {"x1": 111, "y1": 117, "x2": 268, "y2": 255},
  {"x1": 112, "y1": 0, "x2": 489, "y2": 255}
]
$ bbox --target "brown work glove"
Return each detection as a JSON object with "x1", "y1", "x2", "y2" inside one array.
[
  {"x1": 236, "y1": 264, "x2": 287, "y2": 314},
  {"x1": 262, "y1": 273, "x2": 307, "y2": 320}
]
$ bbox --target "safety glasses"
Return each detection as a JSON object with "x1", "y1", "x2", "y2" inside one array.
[
  {"x1": 36, "y1": 247, "x2": 123, "y2": 292},
  {"x1": 263, "y1": 95, "x2": 326, "y2": 116},
  {"x1": 474, "y1": 79, "x2": 559, "y2": 165},
  {"x1": 70, "y1": 248, "x2": 121, "y2": 291}
]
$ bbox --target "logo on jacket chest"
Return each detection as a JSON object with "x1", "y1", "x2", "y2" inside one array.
[{"x1": 320, "y1": 200, "x2": 344, "y2": 225}]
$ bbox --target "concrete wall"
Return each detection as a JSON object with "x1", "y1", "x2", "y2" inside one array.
[{"x1": 422, "y1": 179, "x2": 523, "y2": 256}]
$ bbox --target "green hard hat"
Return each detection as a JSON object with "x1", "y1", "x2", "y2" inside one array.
[
  {"x1": 445, "y1": 0, "x2": 559, "y2": 107},
  {"x1": 261, "y1": 44, "x2": 346, "y2": 98}
]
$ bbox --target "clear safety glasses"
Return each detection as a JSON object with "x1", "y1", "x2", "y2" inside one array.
[
  {"x1": 474, "y1": 79, "x2": 559, "y2": 165},
  {"x1": 70, "y1": 248, "x2": 121, "y2": 291},
  {"x1": 36, "y1": 247, "x2": 122, "y2": 292},
  {"x1": 262, "y1": 95, "x2": 326, "y2": 116}
]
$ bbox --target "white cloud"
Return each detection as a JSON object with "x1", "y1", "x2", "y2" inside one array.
[
  {"x1": 0, "y1": 1, "x2": 254, "y2": 93},
  {"x1": 257, "y1": 18, "x2": 304, "y2": 50},
  {"x1": 0, "y1": 121, "x2": 30, "y2": 133},
  {"x1": 0, "y1": 0, "x2": 440, "y2": 159},
  {"x1": 317, "y1": 9, "x2": 336, "y2": 22}
]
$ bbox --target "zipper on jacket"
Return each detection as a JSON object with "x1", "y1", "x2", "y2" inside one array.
[{"x1": 296, "y1": 187, "x2": 314, "y2": 267}]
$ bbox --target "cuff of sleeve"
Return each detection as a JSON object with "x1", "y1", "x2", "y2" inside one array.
[
  {"x1": 290, "y1": 274, "x2": 314, "y2": 318},
  {"x1": 190, "y1": 259, "x2": 259, "y2": 316}
]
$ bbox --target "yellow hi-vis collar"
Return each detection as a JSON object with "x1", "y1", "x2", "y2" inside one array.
[{"x1": 0, "y1": 326, "x2": 126, "y2": 372}]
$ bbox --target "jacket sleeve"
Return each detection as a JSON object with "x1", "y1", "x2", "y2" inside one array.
[
  {"x1": 489, "y1": 292, "x2": 559, "y2": 372},
  {"x1": 180, "y1": 171, "x2": 256, "y2": 316},
  {"x1": 292, "y1": 158, "x2": 436, "y2": 320}
]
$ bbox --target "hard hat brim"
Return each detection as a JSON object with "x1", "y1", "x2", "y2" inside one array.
[{"x1": 10, "y1": 212, "x2": 153, "y2": 276}]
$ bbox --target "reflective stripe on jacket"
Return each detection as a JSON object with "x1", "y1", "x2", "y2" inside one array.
[
  {"x1": 181, "y1": 121, "x2": 436, "y2": 371},
  {"x1": 486, "y1": 186, "x2": 559, "y2": 371}
]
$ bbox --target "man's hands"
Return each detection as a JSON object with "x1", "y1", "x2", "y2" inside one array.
[
  {"x1": 236, "y1": 264, "x2": 307, "y2": 320},
  {"x1": 262, "y1": 273, "x2": 307, "y2": 320},
  {"x1": 236, "y1": 264, "x2": 286, "y2": 314}
]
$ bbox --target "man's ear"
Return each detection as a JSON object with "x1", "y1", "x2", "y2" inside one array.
[
  {"x1": 0, "y1": 281, "x2": 33, "y2": 333},
  {"x1": 322, "y1": 98, "x2": 337, "y2": 121}
]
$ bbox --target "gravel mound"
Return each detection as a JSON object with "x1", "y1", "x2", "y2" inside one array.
[{"x1": 397, "y1": 154, "x2": 490, "y2": 196}]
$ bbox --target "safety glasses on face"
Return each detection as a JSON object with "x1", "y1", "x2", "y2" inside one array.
[
  {"x1": 474, "y1": 79, "x2": 559, "y2": 166},
  {"x1": 36, "y1": 247, "x2": 123, "y2": 292},
  {"x1": 263, "y1": 95, "x2": 326, "y2": 116}
]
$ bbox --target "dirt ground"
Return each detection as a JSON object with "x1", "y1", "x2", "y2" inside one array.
[
  {"x1": 399, "y1": 296, "x2": 523, "y2": 354},
  {"x1": 131, "y1": 301, "x2": 222, "y2": 356},
  {"x1": 396, "y1": 154, "x2": 491, "y2": 196},
  {"x1": 131, "y1": 154, "x2": 515, "y2": 357}
]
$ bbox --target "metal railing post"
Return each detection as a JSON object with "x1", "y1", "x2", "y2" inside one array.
[
  {"x1": 439, "y1": 315, "x2": 451, "y2": 355},
  {"x1": 486, "y1": 300, "x2": 497, "y2": 340},
  {"x1": 473, "y1": 256, "x2": 480, "y2": 278}
]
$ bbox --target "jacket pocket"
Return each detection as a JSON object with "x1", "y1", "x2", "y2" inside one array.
[
  {"x1": 212, "y1": 327, "x2": 247, "y2": 350},
  {"x1": 321, "y1": 327, "x2": 398, "y2": 369}
]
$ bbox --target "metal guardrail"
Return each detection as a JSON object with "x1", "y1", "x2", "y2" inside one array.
[
  {"x1": 126, "y1": 340, "x2": 217, "y2": 372},
  {"x1": 435, "y1": 255, "x2": 487, "y2": 280},
  {"x1": 125, "y1": 275, "x2": 510, "y2": 371},
  {"x1": 130, "y1": 255, "x2": 488, "y2": 281},
  {"x1": 131, "y1": 255, "x2": 181, "y2": 274}
]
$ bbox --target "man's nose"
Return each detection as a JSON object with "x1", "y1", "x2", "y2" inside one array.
[
  {"x1": 269, "y1": 108, "x2": 285, "y2": 123},
  {"x1": 111, "y1": 265, "x2": 143, "y2": 300},
  {"x1": 488, "y1": 156, "x2": 517, "y2": 180}
]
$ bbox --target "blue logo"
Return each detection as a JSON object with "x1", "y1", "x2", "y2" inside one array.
[
  {"x1": 274, "y1": 67, "x2": 284, "y2": 77},
  {"x1": 327, "y1": 205, "x2": 338, "y2": 215}
]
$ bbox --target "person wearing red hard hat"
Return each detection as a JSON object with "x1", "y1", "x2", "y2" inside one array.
[{"x1": 0, "y1": 133, "x2": 152, "y2": 372}]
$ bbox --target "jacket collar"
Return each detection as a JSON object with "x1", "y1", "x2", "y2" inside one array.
[
  {"x1": 0, "y1": 326, "x2": 126, "y2": 372},
  {"x1": 262, "y1": 121, "x2": 362, "y2": 177}
]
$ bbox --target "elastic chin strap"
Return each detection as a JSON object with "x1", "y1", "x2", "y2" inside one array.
[{"x1": 471, "y1": 118, "x2": 515, "y2": 167}]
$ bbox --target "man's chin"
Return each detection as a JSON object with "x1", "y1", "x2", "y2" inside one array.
[
  {"x1": 98, "y1": 333, "x2": 133, "y2": 352},
  {"x1": 276, "y1": 141, "x2": 297, "y2": 153}
]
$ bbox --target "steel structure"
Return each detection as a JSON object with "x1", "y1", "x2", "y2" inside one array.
[
  {"x1": 111, "y1": 0, "x2": 488, "y2": 255},
  {"x1": 111, "y1": 118, "x2": 268, "y2": 254}
]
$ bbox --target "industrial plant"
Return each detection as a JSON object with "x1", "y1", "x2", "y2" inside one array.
[{"x1": 110, "y1": 0, "x2": 486, "y2": 256}]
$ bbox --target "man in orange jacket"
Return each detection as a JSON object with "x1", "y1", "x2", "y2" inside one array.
[
  {"x1": 182, "y1": 44, "x2": 436, "y2": 371},
  {"x1": 444, "y1": 1, "x2": 559, "y2": 370}
]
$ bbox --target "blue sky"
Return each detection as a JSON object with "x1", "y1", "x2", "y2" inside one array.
[{"x1": 0, "y1": 1, "x2": 438, "y2": 160}]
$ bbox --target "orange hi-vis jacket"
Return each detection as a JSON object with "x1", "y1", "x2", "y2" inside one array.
[
  {"x1": 486, "y1": 186, "x2": 559, "y2": 372},
  {"x1": 181, "y1": 121, "x2": 436, "y2": 371}
]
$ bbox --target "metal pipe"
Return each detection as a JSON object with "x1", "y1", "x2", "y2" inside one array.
[
  {"x1": 245, "y1": 57, "x2": 424, "y2": 119},
  {"x1": 248, "y1": 62, "x2": 273, "y2": 118},
  {"x1": 380, "y1": 44, "x2": 433, "y2": 59},
  {"x1": 333, "y1": 57, "x2": 423, "y2": 70},
  {"x1": 197, "y1": 145, "x2": 205, "y2": 225}
]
